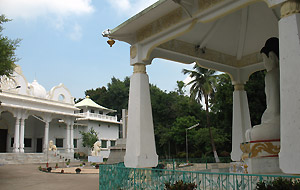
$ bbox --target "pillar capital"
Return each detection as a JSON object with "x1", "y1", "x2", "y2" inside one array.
[
  {"x1": 234, "y1": 84, "x2": 245, "y2": 91},
  {"x1": 133, "y1": 64, "x2": 146, "y2": 74},
  {"x1": 281, "y1": 0, "x2": 300, "y2": 18}
]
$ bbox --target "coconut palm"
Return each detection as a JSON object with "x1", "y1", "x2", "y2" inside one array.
[{"x1": 182, "y1": 64, "x2": 220, "y2": 163}]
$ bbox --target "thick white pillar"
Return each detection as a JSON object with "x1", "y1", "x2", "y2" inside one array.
[
  {"x1": 66, "y1": 124, "x2": 70, "y2": 153},
  {"x1": 70, "y1": 123, "x2": 74, "y2": 153},
  {"x1": 231, "y1": 84, "x2": 251, "y2": 161},
  {"x1": 43, "y1": 121, "x2": 50, "y2": 152},
  {"x1": 19, "y1": 118, "x2": 25, "y2": 153},
  {"x1": 13, "y1": 117, "x2": 20, "y2": 153},
  {"x1": 124, "y1": 64, "x2": 158, "y2": 168},
  {"x1": 278, "y1": 1, "x2": 300, "y2": 174}
]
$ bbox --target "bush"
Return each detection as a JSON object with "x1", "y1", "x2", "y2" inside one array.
[
  {"x1": 46, "y1": 167, "x2": 52, "y2": 172},
  {"x1": 256, "y1": 177, "x2": 300, "y2": 190},
  {"x1": 75, "y1": 168, "x2": 81, "y2": 174},
  {"x1": 74, "y1": 152, "x2": 80, "y2": 159},
  {"x1": 165, "y1": 180, "x2": 197, "y2": 190}
]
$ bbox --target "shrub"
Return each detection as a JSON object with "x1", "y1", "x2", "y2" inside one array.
[
  {"x1": 46, "y1": 167, "x2": 52, "y2": 172},
  {"x1": 164, "y1": 180, "x2": 197, "y2": 190},
  {"x1": 256, "y1": 177, "x2": 300, "y2": 190},
  {"x1": 75, "y1": 168, "x2": 81, "y2": 174}
]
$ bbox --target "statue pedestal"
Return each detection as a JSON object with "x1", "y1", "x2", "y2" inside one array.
[
  {"x1": 106, "y1": 138, "x2": 126, "y2": 164},
  {"x1": 246, "y1": 157, "x2": 281, "y2": 174},
  {"x1": 241, "y1": 139, "x2": 281, "y2": 174},
  {"x1": 88, "y1": 156, "x2": 103, "y2": 163}
]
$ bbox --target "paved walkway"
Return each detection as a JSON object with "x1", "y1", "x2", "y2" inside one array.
[
  {"x1": 52, "y1": 166, "x2": 99, "y2": 174},
  {"x1": 0, "y1": 163, "x2": 99, "y2": 190}
]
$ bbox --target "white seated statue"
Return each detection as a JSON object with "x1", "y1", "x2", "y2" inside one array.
[
  {"x1": 91, "y1": 141, "x2": 101, "y2": 156},
  {"x1": 48, "y1": 140, "x2": 57, "y2": 151},
  {"x1": 246, "y1": 37, "x2": 280, "y2": 141}
]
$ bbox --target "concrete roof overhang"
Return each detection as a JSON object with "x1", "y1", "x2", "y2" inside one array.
[{"x1": 103, "y1": 0, "x2": 286, "y2": 83}]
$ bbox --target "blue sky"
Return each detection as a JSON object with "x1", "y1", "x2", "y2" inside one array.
[{"x1": 0, "y1": 0, "x2": 193, "y2": 99}]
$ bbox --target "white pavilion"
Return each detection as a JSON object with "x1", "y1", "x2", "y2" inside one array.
[{"x1": 103, "y1": 0, "x2": 300, "y2": 174}]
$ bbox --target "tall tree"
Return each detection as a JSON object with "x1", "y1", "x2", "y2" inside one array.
[
  {"x1": 0, "y1": 15, "x2": 21, "y2": 76},
  {"x1": 183, "y1": 64, "x2": 220, "y2": 163},
  {"x1": 86, "y1": 77, "x2": 130, "y2": 119}
]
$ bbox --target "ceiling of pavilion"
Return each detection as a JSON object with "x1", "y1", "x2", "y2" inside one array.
[{"x1": 175, "y1": 1, "x2": 280, "y2": 60}]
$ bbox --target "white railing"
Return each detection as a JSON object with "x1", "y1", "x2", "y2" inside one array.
[{"x1": 77, "y1": 112, "x2": 118, "y2": 121}]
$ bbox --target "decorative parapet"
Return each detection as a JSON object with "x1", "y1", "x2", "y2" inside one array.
[
  {"x1": 281, "y1": 0, "x2": 300, "y2": 18},
  {"x1": 137, "y1": 8, "x2": 185, "y2": 42},
  {"x1": 198, "y1": 0, "x2": 226, "y2": 12},
  {"x1": 78, "y1": 112, "x2": 118, "y2": 122}
]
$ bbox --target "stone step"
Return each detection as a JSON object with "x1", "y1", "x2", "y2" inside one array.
[{"x1": 0, "y1": 153, "x2": 75, "y2": 164}]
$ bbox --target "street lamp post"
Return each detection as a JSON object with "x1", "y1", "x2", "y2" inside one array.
[{"x1": 186, "y1": 123, "x2": 200, "y2": 163}]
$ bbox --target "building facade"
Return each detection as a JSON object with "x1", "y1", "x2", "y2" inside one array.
[{"x1": 0, "y1": 66, "x2": 120, "y2": 161}]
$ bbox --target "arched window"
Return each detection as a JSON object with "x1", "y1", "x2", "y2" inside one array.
[{"x1": 58, "y1": 94, "x2": 65, "y2": 102}]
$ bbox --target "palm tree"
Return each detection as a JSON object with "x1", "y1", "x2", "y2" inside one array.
[{"x1": 182, "y1": 64, "x2": 220, "y2": 163}]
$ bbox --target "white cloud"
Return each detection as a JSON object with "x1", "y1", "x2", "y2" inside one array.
[
  {"x1": 0, "y1": 0, "x2": 94, "y2": 19},
  {"x1": 106, "y1": 0, "x2": 158, "y2": 17},
  {"x1": 69, "y1": 23, "x2": 82, "y2": 41}
]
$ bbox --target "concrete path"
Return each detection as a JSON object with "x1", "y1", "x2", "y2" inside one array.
[{"x1": 0, "y1": 163, "x2": 99, "y2": 190}]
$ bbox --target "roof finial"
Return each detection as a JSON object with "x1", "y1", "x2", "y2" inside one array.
[{"x1": 86, "y1": 95, "x2": 90, "y2": 99}]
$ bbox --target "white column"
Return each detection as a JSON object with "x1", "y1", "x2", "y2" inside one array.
[
  {"x1": 278, "y1": 1, "x2": 300, "y2": 174},
  {"x1": 19, "y1": 118, "x2": 25, "y2": 153},
  {"x1": 43, "y1": 121, "x2": 50, "y2": 152},
  {"x1": 124, "y1": 64, "x2": 158, "y2": 168},
  {"x1": 231, "y1": 84, "x2": 251, "y2": 161},
  {"x1": 122, "y1": 109, "x2": 127, "y2": 138},
  {"x1": 66, "y1": 124, "x2": 70, "y2": 153},
  {"x1": 70, "y1": 123, "x2": 74, "y2": 153},
  {"x1": 13, "y1": 117, "x2": 20, "y2": 153}
]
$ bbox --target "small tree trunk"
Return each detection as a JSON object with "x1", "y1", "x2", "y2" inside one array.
[{"x1": 205, "y1": 94, "x2": 220, "y2": 163}]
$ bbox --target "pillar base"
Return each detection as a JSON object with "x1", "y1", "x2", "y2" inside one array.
[
  {"x1": 124, "y1": 153, "x2": 158, "y2": 168},
  {"x1": 245, "y1": 157, "x2": 281, "y2": 174},
  {"x1": 12, "y1": 149, "x2": 19, "y2": 153}
]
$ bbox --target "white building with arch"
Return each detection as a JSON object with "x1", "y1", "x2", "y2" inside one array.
[{"x1": 0, "y1": 66, "x2": 121, "y2": 163}]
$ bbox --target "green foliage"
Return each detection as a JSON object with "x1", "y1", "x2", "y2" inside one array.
[
  {"x1": 81, "y1": 68, "x2": 265, "y2": 159},
  {"x1": 79, "y1": 127, "x2": 98, "y2": 149},
  {"x1": 256, "y1": 177, "x2": 300, "y2": 190},
  {"x1": 164, "y1": 180, "x2": 197, "y2": 190},
  {"x1": 211, "y1": 74, "x2": 233, "y2": 131},
  {"x1": 210, "y1": 71, "x2": 266, "y2": 152},
  {"x1": 86, "y1": 77, "x2": 130, "y2": 119},
  {"x1": 245, "y1": 71, "x2": 266, "y2": 126},
  {"x1": 175, "y1": 80, "x2": 185, "y2": 95},
  {"x1": 183, "y1": 64, "x2": 220, "y2": 162},
  {"x1": 0, "y1": 15, "x2": 21, "y2": 76}
]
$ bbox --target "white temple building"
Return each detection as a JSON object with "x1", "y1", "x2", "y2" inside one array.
[
  {"x1": 0, "y1": 66, "x2": 121, "y2": 163},
  {"x1": 75, "y1": 96, "x2": 120, "y2": 158}
]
